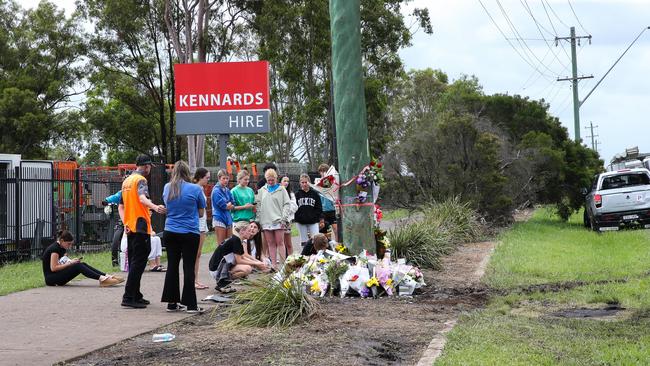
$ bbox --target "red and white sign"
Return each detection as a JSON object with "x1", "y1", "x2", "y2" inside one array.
[{"x1": 174, "y1": 61, "x2": 271, "y2": 134}]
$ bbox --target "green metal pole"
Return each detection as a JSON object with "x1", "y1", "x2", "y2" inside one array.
[
  {"x1": 570, "y1": 26, "x2": 581, "y2": 142},
  {"x1": 329, "y1": 0, "x2": 373, "y2": 254}
]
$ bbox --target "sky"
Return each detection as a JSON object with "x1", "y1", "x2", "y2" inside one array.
[
  {"x1": 21, "y1": 0, "x2": 650, "y2": 165},
  {"x1": 399, "y1": 0, "x2": 650, "y2": 165}
]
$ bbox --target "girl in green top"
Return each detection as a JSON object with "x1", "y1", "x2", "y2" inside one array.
[{"x1": 231, "y1": 170, "x2": 256, "y2": 233}]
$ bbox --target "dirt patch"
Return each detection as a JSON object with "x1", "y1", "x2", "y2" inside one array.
[
  {"x1": 513, "y1": 208, "x2": 535, "y2": 222},
  {"x1": 62, "y1": 242, "x2": 495, "y2": 366},
  {"x1": 549, "y1": 305, "x2": 625, "y2": 319}
]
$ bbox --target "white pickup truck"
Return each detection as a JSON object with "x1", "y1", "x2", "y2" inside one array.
[{"x1": 584, "y1": 168, "x2": 650, "y2": 231}]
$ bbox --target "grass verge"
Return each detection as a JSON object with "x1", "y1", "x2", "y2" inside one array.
[{"x1": 435, "y1": 208, "x2": 650, "y2": 365}]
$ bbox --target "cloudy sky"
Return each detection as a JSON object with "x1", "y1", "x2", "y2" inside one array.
[
  {"x1": 400, "y1": 0, "x2": 650, "y2": 164},
  {"x1": 22, "y1": 0, "x2": 650, "y2": 164}
]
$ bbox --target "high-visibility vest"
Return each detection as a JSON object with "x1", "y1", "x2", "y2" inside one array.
[{"x1": 121, "y1": 173, "x2": 152, "y2": 234}]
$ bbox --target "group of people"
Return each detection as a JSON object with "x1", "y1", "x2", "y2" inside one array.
[{"x1": 41, "y1": 156, "x2": 338, "y2": 314}]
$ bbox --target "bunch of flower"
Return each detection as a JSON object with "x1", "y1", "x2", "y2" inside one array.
[
  {"x1": 361, "y1": 276, "x2": 381, "y2": 298},
  {"x1": 283, "y1": 254, "x2": 307, "y2": 276},
  {"x1": 356, "y1": 190, "x2": 368, "y2": 203},
  {"x1": 366, "y1": 276, "x2": 380, "y2": 287},
  {"x1": 317, "y1": 174, "x2": 336, "y2": 188},
  {"x1": 376, "y1": 266, "x2": 394, "y2": 296},
  {"x1": 334, "y1": 243, "x2": 351, "y2": 256},
  {"x1": 309, "y1": 280, "x2": 322, "y2": 295},
  {"x1": 324, "y1": 260, "x2": 350, "y2": 296},
  {"x1": 374, "y1": 204, "x2": 383, "y2": 225},
  {"x1": 408, "y1": 267, "x2": 426, "y2": 287},
  {"x1": 367, "y1": 159, "x2": 384, "y2": 185},
  {"x1": 356, "y1": 173, "x2": 370, "y2": 188}
]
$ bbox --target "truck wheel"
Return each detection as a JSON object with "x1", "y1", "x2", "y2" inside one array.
[
  {"x1": 583, "y1": 209, "x2": 590, "y2": 228},
  {"x1": 590, "y1": 216, "x2": 600, "y2": 232}
]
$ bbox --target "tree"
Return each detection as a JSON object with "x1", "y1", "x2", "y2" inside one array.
[
  {"x1": 0, "y1": 1, "x2": 86, "y2": 158},
  {"x1": 164, "y1": 0, "x2": 250, "y2": 169},
  {"x1": 245, "y1": 0, "x2": 432, "y2": 168},
  {"x1": 388, "y1": 70, "x2": 602, "y2": 221},
  {"x1": 81, "y1": 0, "x2": 179, "y2": 163}
]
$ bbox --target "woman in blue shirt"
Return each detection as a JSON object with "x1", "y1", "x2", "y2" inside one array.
[
  {"x1": 211, "y1": 169, "x2": 234, "y2": 246},
  {"x1": 161, "y1": 161, "x2": 206, "y2": 313}
]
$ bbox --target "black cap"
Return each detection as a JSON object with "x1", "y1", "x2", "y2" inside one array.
[{"x1": 135, "y1": 154, "x2": 152, "y2": 166}]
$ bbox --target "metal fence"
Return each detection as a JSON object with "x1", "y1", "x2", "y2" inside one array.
[
  {"x1": 0, "y1": 162, "x2": 315, "y2": 265},
  {"x1": 0, "y1": 165, "x2": 169, "y2": 264}
]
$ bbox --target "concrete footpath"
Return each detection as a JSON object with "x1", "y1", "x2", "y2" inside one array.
[
  {"x1": 0, "y1": 220, "x2": 402, "y2": 366},
  {"x1": 0, "y1": 251, "x2": 219, "y2": 366},
  {"x1": 0, "y1": 234, "x2": 309, "y2": 366}
]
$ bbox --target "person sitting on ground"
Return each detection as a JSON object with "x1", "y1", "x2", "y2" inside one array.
[
  {"x1": 300, "y1": 233, "x2": 332, "y2": 256},
  {"x1": 43, "y1": 230, "x2": 123, "y2": 287},
  {"x1": 209, "y1": 221, "x2": 269, "y2": 293}
]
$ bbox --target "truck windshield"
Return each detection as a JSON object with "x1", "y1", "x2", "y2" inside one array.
[{"x1": 600, "y1": 173, "x2": 650, "y2": 190}]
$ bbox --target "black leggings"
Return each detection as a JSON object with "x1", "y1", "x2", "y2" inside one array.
[
  {"x1": 161, "y1": 231, "x2": 199, "y2": 308},
  {"x1": 45, "y1": 263, "x2": 105, "y2": 286}
]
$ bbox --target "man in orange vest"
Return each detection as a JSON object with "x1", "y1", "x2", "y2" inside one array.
[{"x1": 119, "y1": 155, "x2": 167, "y2": 309}]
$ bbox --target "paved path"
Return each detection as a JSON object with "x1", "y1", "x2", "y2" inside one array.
[
  {"x1": 0, "y1": 219, "x2": 398, "y2": 366},
  {"x1": 0, "y1": 235, "x2": 308, "y2": 366}
]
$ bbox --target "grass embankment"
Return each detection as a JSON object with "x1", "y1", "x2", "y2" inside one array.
[
  {"x1": 0, "y1": 233, "x2": 217, "y2": 296},
  {"x1": 436, "y1": 208, "x2": 650, "y2": 365}
]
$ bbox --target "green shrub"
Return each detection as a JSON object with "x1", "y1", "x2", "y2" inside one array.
[
  {"x1": 420, "y1": 196, "x2": 485, "y2": 244},
  {"x1": 388, "y1": 222, "x2": 451, "y2": 270},
  {"x1": 224, "y1": 276, "x2": 320, "y2": 328},
  {"x1": 388, "y1": 197, "x2": 485, "y2": 270}
]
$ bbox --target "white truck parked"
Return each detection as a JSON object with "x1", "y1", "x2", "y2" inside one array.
[{"x1": 584, "y1": 168, "x2": 650, "y2": 231}]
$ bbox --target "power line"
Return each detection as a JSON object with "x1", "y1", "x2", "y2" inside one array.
[
  {"x1": 495, "y1": 0, "x2": 561, "y2": 77},
  {"x1": 543, "y1": 0, "x2": 570, "y2": 30},
  {"x1": 477, "y1": 0, "x2": 556, "y2": 80},
  {"x1": 520, "y1": 47, "x2": 552, "y2": 90},
  {"x1": 540, "y1": 0, "x2": 573, "y2": 64},
  {"x1": 567, "y1": 0, "x2": 590, "y2": 35},
  {"x1": 520, "y1": 0, "x2": 571, "y2": 74}
]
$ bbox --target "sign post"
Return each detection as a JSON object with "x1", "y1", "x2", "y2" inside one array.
[{"x1": 174, "y1": 61, "x2": 270, "y2": 168}]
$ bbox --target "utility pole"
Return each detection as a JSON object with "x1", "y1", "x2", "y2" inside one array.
[
  {"x1": 329, "y1": 0, "x2": 373, "y2": 253},
  {"x1": 584, "y1": 121, "x2": 598, "y2": 151},
  {"x1": 556, "y1": 27, "x2": 593, "y2": 142}
]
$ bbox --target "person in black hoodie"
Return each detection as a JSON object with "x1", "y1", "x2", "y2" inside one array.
[{"x1": 294, "y1": 174, "x2": 323, "y2": 247}]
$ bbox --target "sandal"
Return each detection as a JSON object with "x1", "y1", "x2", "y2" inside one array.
[
  {"x1": 195, "y1": 282, "x2": 209, "y2": 290},
  {"x1": 150, "y1": 265, "x2": 166, "y2": 272},
  {"x1": 216, "y1": 286, "x2": 236, "y2": 294}
]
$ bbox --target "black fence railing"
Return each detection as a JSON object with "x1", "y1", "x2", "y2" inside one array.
[{"x1": 0, "y1": 165, "x2": 169, "y2": 264}]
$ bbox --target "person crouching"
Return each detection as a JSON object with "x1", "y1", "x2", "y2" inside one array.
[{"x1": 209, "y1": 221, "x2": 269, "y2": 294}]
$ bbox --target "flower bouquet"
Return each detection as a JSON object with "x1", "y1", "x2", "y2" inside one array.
[
  {"x1": 375, "y1": 265, "x2": 394, "y2": 296},
  {"x1": 364, "y1": 276, "x2": 380, "y2": 298},
  {"x1": 282, "y1": 254, "x2": 307, "y2": 276},
  {"x1": 334, "y1": 243, "x2": 351, "y2": 256},
  {"x1": 317, "y1": 174, "x2": 336, "y2": 188},
  {"x1": 344, "y1": 266, "x2": 370, "y2": 297},
  {"x1": 367, "y1": 159, "x2": 384, "y2": 185},
  {"x1": 324, "y1": 260, "x2": 349, "y2": 297}
]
